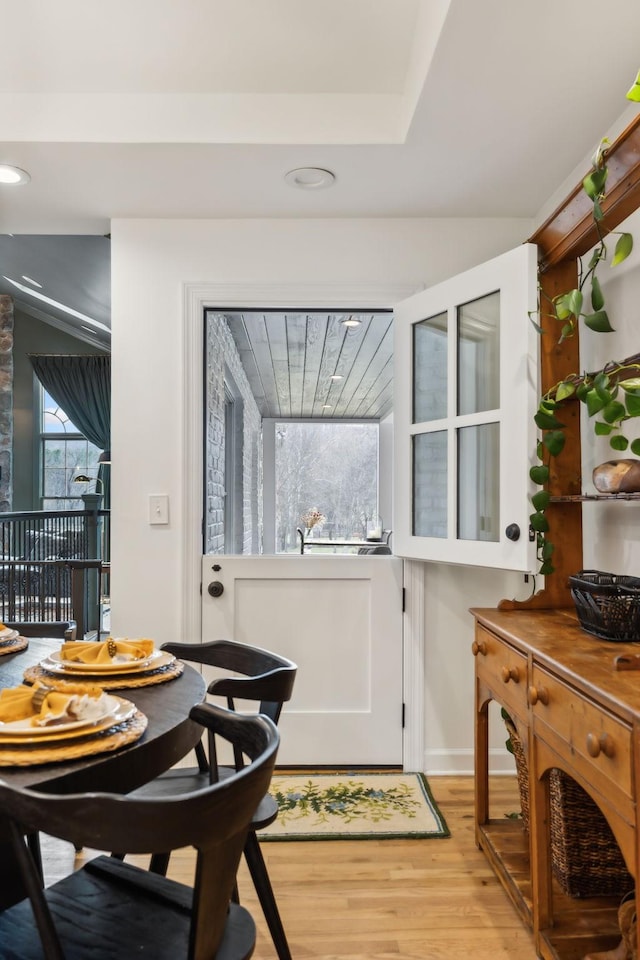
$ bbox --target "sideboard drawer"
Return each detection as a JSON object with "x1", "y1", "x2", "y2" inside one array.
[
  {"x1": 473, "y1": 626, "x2": 528, "y2": 719},
  {"x1": 530, "y1": 664, "x2": 632, "y2": 802}
]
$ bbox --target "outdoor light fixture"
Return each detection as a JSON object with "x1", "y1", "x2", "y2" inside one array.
[{"x1": 342, "y1": 315, "x2": 361, "y2": 327}]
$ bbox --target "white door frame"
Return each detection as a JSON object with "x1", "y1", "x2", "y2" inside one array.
[{"x1": 181, "y1": 280, "x2": 425, "y2": 771}]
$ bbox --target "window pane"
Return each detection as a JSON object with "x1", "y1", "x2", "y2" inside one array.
[
  {"x1": 458, "y1": 292, "x2": 500, "y2": 415},
  {"x1": 412, "y1": 432, "x2": 447, "y2": 538},
  {"x1": 413, "y1": 311, "x2": 447, "y2": 423},
  {"x1": 40, "y1": 387, "x2": 101, "y2": 508},
  {"x1": 274, "y1": 422, "x2": 378, "y2": 553},
  {"x1": 458, "y1": 423, "x2": 499, "y2": 541}
]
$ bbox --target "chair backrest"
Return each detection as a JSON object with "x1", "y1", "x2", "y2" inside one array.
[
  {"x1": 0, "y1": 703, "x2": 279, "y2": 960},
  {"x1": 161, "y1": 639, "x2": 297, "y2": 724}
]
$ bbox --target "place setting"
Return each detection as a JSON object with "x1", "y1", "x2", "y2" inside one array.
[
  {"x1": 23, "y1": 637, "x2": 184, "y2": 691},
  {"x1": 0, "y1": 680, "x2": 147, "y2": 766},
  {"x1": 0, "y1": 623, "x2": 29, "y2": 657}
]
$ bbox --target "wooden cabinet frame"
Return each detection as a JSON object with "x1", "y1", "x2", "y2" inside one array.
[{"x1": 501, "y1": 113, "x2": 640, "y2": 610}]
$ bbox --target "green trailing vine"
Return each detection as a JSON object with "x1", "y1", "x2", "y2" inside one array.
[{"x1": 529, "y1": 74, "x2": 640, "y2": 575}]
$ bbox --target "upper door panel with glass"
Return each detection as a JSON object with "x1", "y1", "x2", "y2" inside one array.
[{"x1": 394, "y1": 243, "x2": 538, "y2": 571}]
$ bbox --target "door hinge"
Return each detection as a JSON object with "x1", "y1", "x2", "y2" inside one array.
[
  {"x1": 402, "y1": 702, "x2": 406, "y2": 728},
  {"x1": 402, "y1": 587, "x2": 406, "y2": 613}
]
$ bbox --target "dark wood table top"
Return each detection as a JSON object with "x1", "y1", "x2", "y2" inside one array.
[{"x1": 0, "y1": 637, "x2": 206, "y2": 793}]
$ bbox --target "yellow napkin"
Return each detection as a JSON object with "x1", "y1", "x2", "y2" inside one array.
[
  {"x1": 0, "y1": 682, "x2": 103, "y2": 725},
  {"x1": 60, "y1": 638, "x2": 155, "y2": 664}
]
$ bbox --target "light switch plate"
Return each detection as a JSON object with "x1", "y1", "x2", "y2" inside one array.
[{"x1": 149, "y1": 494, "x2": 169, "y2": 525}]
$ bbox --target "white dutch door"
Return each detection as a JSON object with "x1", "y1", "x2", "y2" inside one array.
[{"x1": 201, "y1": 554, "x2": 404, "y2": 766}]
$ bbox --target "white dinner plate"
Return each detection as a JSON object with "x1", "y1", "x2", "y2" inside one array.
[
  {"x1": 0, "y1": 694, "x2": 135, "y2": 739},
  {"x1": 0, "y1": 628, "x2": 19, "y2": 643},
  {"x1": 39, "y1": 649, "x2": 174, "y2": 676}
]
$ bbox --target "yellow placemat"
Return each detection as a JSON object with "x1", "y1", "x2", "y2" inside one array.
[
  {"x1": 0, "y1": 636, "x2": 28, "y2": 657},
  {"x1": 0, "y1": 710, "x2": 148, "y2": 766},
  {"x1": 23, "y1": 659, "x2": 184, "y2": 690}
]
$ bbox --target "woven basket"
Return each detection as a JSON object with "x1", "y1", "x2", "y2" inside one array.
[
  {"x1": 505, "y1": 715, "x2": 633, "y2": 898},
  {"x1": 570, "y1": 570, "x2": 640, "y2": 642}
]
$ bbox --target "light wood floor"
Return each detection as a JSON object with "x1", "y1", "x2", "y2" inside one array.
[{"x1": 41, "y1": 775, "x2": 538, "y2": 960}]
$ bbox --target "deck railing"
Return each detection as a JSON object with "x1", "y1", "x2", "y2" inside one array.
[{"x1": 0, "y1": 509, "x2": 110, "y2": 632}]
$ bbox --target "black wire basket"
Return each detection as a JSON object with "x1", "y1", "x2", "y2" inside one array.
[{"x1": 569, "y1": 570, "x2": 640, "y2": 642}]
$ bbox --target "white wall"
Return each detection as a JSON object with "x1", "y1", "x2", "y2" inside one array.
[{"x1": 110, "y1": 215, "x2": 531, "y2": 774}]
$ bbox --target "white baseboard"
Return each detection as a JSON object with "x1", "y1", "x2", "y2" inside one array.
[{"x1": 421, "y1": 747, "x2": 517, "y2": 777}]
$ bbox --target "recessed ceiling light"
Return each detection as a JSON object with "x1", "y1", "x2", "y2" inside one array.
[
  {"x1": 322, "y1": 404, "x2": 333, "y2": 409},
  {"x1": 285, "y1": 167, "x2": 335, "y2": 190},
  {"x1": 330, "y1": 375, "x2": 343, "y2": 381},
  {"x1": 0, "y1": 165, "x2": 30, "y2": 185},
  {"x1": 342, "y1": 315, "x2": 361, "y2": 327}
]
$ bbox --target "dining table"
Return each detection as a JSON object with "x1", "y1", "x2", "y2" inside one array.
[{"x1": 0, "y1": 634, "x2": 207, "y2": 910}]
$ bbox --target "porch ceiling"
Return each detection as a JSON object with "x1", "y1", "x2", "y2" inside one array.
[{"x1": 218, "y1": 311, "x2": 393, "y2": 420}]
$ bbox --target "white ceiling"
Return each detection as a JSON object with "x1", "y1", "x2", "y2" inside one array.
[{"x1": 1, "y1": 0, "x2": 640, "y2": 350}]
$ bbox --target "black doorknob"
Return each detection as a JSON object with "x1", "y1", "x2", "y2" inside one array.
[
  {"x1": 208, "y1": 580, "x2": 224, "y2": 598},
  {"x1": 505, "y1": 523, "x2": 520, "y2": 542}
]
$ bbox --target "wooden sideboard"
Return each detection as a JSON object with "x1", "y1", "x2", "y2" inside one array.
[{"x1": 471, "y1": 606, "x2": 640, "y2": 960}]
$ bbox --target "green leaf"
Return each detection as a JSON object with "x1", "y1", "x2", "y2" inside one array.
[
  {"x1": 612, "y1": 232, "x2": 633, "y2": 267},
  {"x1": 590, "y1": 276, "x2": 605, "y2": 312},
  {"x1": 625, "y1": 392, "x2": 640, "y2": 417},
  {"x1": 621, "y1": 378, "x2": 640, "y2": 393},
  {"x1": 593, "y1": 199, "x2": 604, "y2": 222},
  {"x1": 584, "y1": 310, "x2": 614, "y2": 333},
  {"x1": 631, "y1": 438, "x2": 640, "y2": 456},
  {"x1": 576, "y1": 383, "x2": 590, "y2": 401},
  {"x1": 555, "y1": 381, "x2": 576, "y2": 402},
  {"x1": 586, "y1": 389, "x2": 606, "y2": 416},
  {"x1": 529, "y1": 511, "x2": 550, "y2": 533},
  {"x1": 534, "y1": 410, "x2": 565, "y2": 430},
  {"x1": 554, "y1": 289, "x2": 583, "y2": 320},
  {"x1": 594, "y1": 421, "x2": 614, "y2": 435},
  {"x1": 543, "y1": 430, "x2": 565, "y2": 456},
  {"x1": 627, "y1": 70, "x2": 640, "y2": 102},
  {"x1": 588, "y1": 247, "x2": 605, "y2": 270},
  {"x1": 529, "y1": 314, "x2": 544, "y2": 335},
  {"x1": 539, "y1": 559, "x2": 556, "y2": 576},
  {"x1": 583, "y1": 167, "x2": 607, "y2": 200},
  {"x1": 559, "y1": 322, "x2": 574, "y2": 342},
  {"x1": 531, "y1": 490, "x2": 550, "y2": 511},
  {"x1": 541, "y1": 539, "x2": 555, "y2": 560},
  {"x1": 610, "y1": 435, "x2": 629, "y2": 451},
  {"x1": 603, "y1": 400, "x2": 627, "y2": 424},
  {"x1": 529, "y1": 464, "x2": 549, "y2": 484}
]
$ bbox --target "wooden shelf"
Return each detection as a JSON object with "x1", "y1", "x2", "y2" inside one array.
[{"x1": 477, "y1": 819, "x2": 621, "y2": 960}]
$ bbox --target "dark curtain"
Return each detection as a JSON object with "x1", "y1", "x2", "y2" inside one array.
[{"x1": 29, "y1": 354, "x2": 111, "y2": 506}]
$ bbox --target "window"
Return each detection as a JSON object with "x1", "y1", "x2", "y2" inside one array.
[
  {"x1": 40, "y1": 388, "x2": 101, "y2": 510},
  {"x1": 274, "y1": 421, "x2": 379, "y2": 553},
  {"x1": 394, "y1": 244, "x2": 539, "y2": 570}
]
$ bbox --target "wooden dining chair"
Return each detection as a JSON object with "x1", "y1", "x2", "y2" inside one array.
[
  {"x1": 128, "y1": 639, "x2": 297, "y2": 960},
  {"x1": 0, "y1": 702, "x2": 279, "y2": 960}
]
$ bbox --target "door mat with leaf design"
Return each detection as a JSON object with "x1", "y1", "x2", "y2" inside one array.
[{"x1": 258, "y1": 772, "x2": 450, "y2": 841}]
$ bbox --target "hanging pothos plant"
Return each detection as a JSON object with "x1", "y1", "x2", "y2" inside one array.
[{"x1": 529, "y1": 73, "x2": 640, "y2": 575}]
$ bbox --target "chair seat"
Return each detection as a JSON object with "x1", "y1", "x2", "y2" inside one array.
[
  {"x1": 132, "y1": 765, "x2": 279, "y2": 830},
  {"x1": 0, "y1": 855, "x2": 256, "y2": 960}
]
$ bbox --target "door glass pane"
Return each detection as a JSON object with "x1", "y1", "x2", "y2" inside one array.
[
  {"x1": 458, "y1": 423, "x2": 499, "y2": 541},
  {"x1": 458, "y1": 292, "x2": 500, "y2": 415},
  {"x1": 413, "y1": 312, "x2": 447, "y2": 423},
  {"x1": 412, "y1": 432, "x2": 447, "y2": 538}
]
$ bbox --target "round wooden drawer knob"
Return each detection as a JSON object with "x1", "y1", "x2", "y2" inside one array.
[
  {"x1": 471, "y1": 639, "x2": 487, "y2": 656},
  {"x1": 586, "y1": 732, "x2": 615, "y2": 759},
  {"x1": 528, "y1": 685, "x2": 549, "y2": 706},
  {"x1": 501, "y1": 665, "x2": 520, "y2": 684}
]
